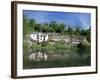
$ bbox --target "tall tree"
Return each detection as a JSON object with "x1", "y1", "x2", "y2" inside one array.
[
  {"x1": 56, "y1": 23, "x2": 65, "y2": 33},
  {"x1": 49, "y1": 21, "x2": 58, "y2": 32},
  {"x1": 29, "y1": 19, "x2": 36, "y2": 31},
  {"x1": 80, "y1": 29, "x2": 87, "y2": 36},
  {"x1": 67, "y1": 26, "x2": 72, "y2": 33},
  {"x1": 42, "y1": 23, "x2": 49, "y2": 32},
  {"x1": 87, "y1": 26, "x2": 91, "y2": 42},
  {"x1": 35, "y1": 24, "x2": 42, "y2": 32},
  {"x1": 23, "y1": 15, "x2": 29, "y2": 37}
]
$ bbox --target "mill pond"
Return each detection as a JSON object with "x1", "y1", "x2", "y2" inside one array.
[
  {"x1": 23, "y1": 32, "x2": 91, "y2": 69},
  {"x1": 23, "y1": 10, "x2": 91, "y2": 69}
]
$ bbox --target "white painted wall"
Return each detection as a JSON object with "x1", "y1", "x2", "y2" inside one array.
[
  {"x1": 0, "y1": 0, "x2": 100, "y2": 80},
  {"x1": 30, "y1": 33, "x2": 38, "y2": 41},
  {"x1": 30, "y1": 33, "x2": 48, "y2": 42}
]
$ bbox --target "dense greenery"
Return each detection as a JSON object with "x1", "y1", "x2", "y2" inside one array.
[{"x1": 23, "y1": 16, "x2": 91, "y2": 42}]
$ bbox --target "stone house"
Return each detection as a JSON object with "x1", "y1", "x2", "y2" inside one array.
[{"x1": 50, "y1": 35, "x2": 82, "y2": 45}]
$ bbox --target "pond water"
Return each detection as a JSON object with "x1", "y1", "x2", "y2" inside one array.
[{"x1": 23, "y1": 48, "x2": 91, "y2": 69}]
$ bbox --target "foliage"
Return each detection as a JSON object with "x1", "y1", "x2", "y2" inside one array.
[
  {"x1": 77, "y1": 39, "x2": 90, "y2": 55},
  {"x1": 23, "y1": 16, "x2": 29, "y2": 37},
  {"x1": 86, "y1": 27, "x2": 91, "y2": 42},
  {"x1": 23, "y1": 15, "x2": 91, "y2": 42},
  {"x1": 23, "y1": 41, "x2": 30, "y2": 54}
]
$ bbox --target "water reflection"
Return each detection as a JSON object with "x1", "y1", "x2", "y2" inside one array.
[
  {"x1": 28, "y1": 50, "x2": 70, "y2": 62},
  {"x1": 29, "y1": 51, "x2": 48, "y2": 62},
  {"x1": 23, "y1": 49, "x2": 90, "y2": 69}
]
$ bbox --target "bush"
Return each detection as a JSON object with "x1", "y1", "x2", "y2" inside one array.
[
  {"x1": 23, "y1": 42, "x2": 31, "y2": 54},
  {"x1": 77, "y1": 39, "x2": 90, "y2": 55}
]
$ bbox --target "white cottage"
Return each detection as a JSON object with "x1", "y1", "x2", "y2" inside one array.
[{"x1": 30, "y1": 32, "x2": 48, "y2": 43}]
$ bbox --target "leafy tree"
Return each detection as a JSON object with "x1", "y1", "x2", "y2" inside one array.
[
  {"x1": 42, "y1": 23, "x2": 49, "y2": 32},
  {"x1": 87, "y1": 27, "x2": 91, "y2": 42},
  {"x1": 29, "y1": 19, "x2": 36, "y2": 31},
  {"x1": 75, "y1": 27, "x2": 80, "y2": 35},
  {"x1": 80, "y1": 29, "x2": 87, "y2": 36},
  {"x1": 56, "y1": 23, "x2": 65, "y2": 33},
  {"x1": 77, "y1": 39, "x2": 90, "y2": 55},
  {"x1": 23, "y1": 16, "x2": 29, "y2": 37},
  {"x1": 35, "y1": 24, "x2": 42, "y2": 32},
  {"x1": 42, "y1": 26, "x2": 49, "y2": 32},
  {"x1": 23, "y1": 17, "x2": 36, "y2": 38},
  {"x1": 67, "y1": 26, "x2": 73, "y2": 35},
  {"x1": 68, "y1": 26, "x2": 72, "y2": 32},
  {"x1": 49, "y1": 21, "x2": 58, "y2": 32}
]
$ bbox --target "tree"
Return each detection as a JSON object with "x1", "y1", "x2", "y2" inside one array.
[
  {"x1": 80, "y1": 29, "x2": 87, "y2": 36},
  {"x1": 23, "y1": 15, "x2": 29, "y2": 37},
  {"x1": 87, "y1": 27, "x2": 91, "y2": 42},
  {"x1": 68, "y1": 26, "x2": 72, "y2": 32},
  {"x1": 76, "y1": 27, "x2": 80, "y2": 33},
  {"x1": 42, "y1": 25, "x2": 49, "y2": 33},
  {"x1": 49, "y1": 21, "x2": 58, "y2": 32},
  {"x1": 29, "y1": 19, "x2": 36, "y2": 31},
  {"x1": 23, "y1": 17, "x2": 37, "y2": 38},
  {"x1": 56, "y1": 23, "x2": 65, "y2": 33},
  {"x1": 35, "y1": 24, "x2": 42, "y2": 32},
  {"x1": 41, "y1": 23, "x2": 49, "y2": 32},
  {"x1": 67, "y1": 26, "x2": 73, "y2": 35}
]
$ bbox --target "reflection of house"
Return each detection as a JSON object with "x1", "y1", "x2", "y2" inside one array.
[
  {"x1": 29, "y1": 52, "x2": 48, "y2": 62},
  {"x1": 30, "y1": 32, "x2": 48, "y2": 43}
]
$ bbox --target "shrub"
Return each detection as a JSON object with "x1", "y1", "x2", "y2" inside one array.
[{"x1": 77, "y1": 39, "x2": 90, "y2": 55}]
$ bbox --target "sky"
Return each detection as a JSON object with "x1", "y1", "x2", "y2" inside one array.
[{"x1": 23, "y1": 10, "x2": 91, "y2": 29}]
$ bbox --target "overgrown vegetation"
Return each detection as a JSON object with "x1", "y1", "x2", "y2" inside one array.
[{"x1": 23, "y1": 16, "x2": 91, "y2": 42}]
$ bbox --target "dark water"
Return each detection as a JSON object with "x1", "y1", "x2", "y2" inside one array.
[{"x1": 23, "y1": 48, "x2": 91, "y2": 69}]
